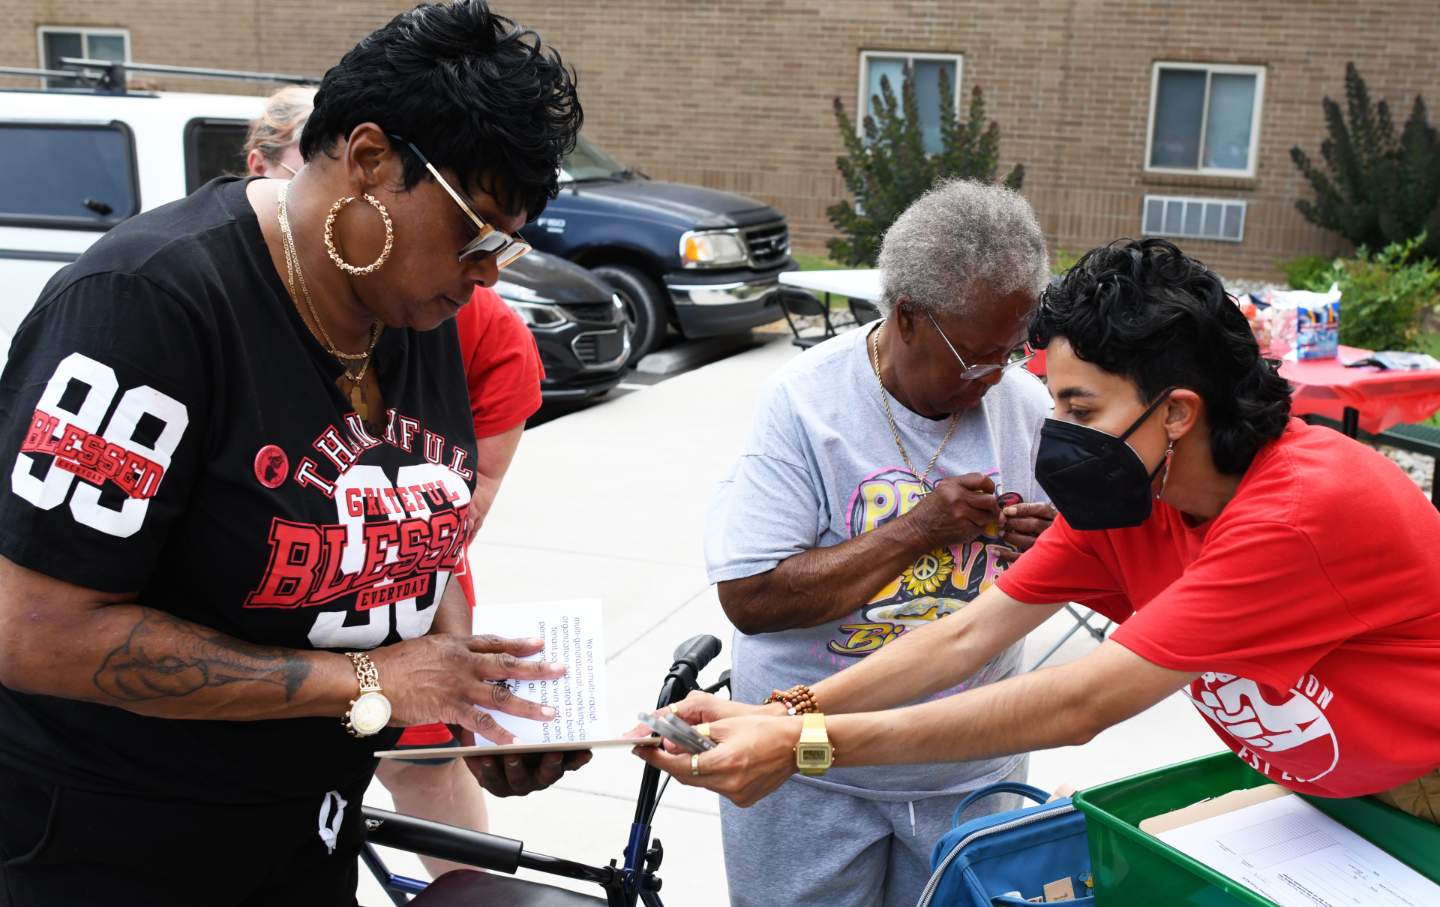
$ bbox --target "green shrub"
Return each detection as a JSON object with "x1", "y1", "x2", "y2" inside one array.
[
  {"x1": 1051, "y1": 248, "x2": 1080, "y2": 276},
  {"x1": 1291, "y1": 63, "x2": 1440, "y2": 259},
  {"x1": 1319, "y1": 234, "x2": 1440, "y2": 351},
  {"x1": 792, "y1": 253, "x2": 848, "y2": 272},
  {"x1": 1281, "y1": 254, "x2": 1336, "y2": 291},
  {"x1": 826, "y1": 67, "x2": 1022, "y2": 267}
]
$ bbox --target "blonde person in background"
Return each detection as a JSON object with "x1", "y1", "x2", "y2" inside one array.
[
  {"x1": 244, "y1": 82, "x2": 551, "y2": 881},
  {"x1": 244, "y1": 85, "x2": 316, "y2": 179}
]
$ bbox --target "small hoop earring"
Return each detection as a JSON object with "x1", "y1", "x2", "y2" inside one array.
[{"x1": 324, "y1": 194, "x2": 394, "y2": 276}]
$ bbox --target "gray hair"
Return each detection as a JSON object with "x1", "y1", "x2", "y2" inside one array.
[{"x1": 876, "y1": 179, "x2": 1049, "y2": 318}]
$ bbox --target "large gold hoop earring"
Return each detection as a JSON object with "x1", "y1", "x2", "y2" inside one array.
[{"x1": 324, "y1": 193, "x2": 394, "y2": 276}]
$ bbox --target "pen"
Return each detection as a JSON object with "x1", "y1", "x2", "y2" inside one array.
[{"x1": 984, "y1": 469, "x2": 1001, "y2": 534}]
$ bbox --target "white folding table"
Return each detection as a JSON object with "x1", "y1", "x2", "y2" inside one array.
[
  {"x1": 777, "y1": 268, "x2": 883, "y2": 302},
  {"x1": 775, "y1": 269, "x2": 883, "y2": 346}
]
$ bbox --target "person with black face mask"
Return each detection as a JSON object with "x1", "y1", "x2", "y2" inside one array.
[{"x1": 636, "y1": 239, "x2": 1440, "y2": 830}]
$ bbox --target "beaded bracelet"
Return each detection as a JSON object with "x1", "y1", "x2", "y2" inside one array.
[{"x1": 764, "y1": 683, "x2": 820, "y2": 715}]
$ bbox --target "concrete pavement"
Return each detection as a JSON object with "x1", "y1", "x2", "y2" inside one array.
[{"x1": 359, "y1": 333, "x2": 1221, "y2": 905}]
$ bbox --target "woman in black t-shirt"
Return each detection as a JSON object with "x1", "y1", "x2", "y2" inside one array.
[{"x1": 0, "y1": 3, "x2": 584, "y2": 904}]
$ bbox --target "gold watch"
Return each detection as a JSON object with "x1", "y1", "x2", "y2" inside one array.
[
  {"x1": 794, "y1": 713, "x2": 834, "y2": 775},
  {"x1": 343, "y1": 652, "x2": 391, "y2": 737}
]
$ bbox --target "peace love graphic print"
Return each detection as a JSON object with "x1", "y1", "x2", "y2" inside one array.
[{"x1": 829, "y1": 467, "x2": 1022, "y2": 658}]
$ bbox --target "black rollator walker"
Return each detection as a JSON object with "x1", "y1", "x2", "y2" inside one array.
[{"x1": 362, "y1": 635, "x2": 729, "y2": 905}]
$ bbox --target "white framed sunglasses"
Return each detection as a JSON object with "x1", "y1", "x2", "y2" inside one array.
[
  {"x1": 923, "y1": 308, "x2": 1036, "y2": 380},
  {"x1": 389, "y1": 134, "x2": 532, "y2": 269}
]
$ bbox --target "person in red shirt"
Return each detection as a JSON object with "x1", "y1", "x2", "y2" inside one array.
[
  {"x1": 451, "y1": 284, "x2": 546, "y2": 540},
  {"x1": 637, "y1": 238, "x2": 1440, "y2": 825},
  {"x1": 377, "y1": 284, "x2": 549, "y2": 876}
]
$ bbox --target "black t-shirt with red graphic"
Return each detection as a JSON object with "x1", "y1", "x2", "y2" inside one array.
[{"x1": 0, "y1": 178, "x2": 477, "y2": 803}]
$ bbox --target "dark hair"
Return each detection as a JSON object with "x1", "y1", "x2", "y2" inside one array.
[
  {"x1": 1031, "y1": 238, "x2": 1292, "y2": 475},
  {"x1": 300, "y1": 0, "x2": 581, "y2": 221}
]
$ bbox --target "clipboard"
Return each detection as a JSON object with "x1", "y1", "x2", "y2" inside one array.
[
  {"x1": 1138, "y1": 783, "x2": 1292, "y2": 835},
  {"x1": 375, "y1": 736, "x2": 661, "y2": 760}
]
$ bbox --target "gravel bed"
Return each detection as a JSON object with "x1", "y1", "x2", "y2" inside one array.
[{"x1": 1380, "y1": 446, "x2": 1435, "y2": 497}]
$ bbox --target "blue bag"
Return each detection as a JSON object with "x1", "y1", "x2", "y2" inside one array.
[{"x1": 916, "y1": 782, "x2": 1093, "y2": 906}]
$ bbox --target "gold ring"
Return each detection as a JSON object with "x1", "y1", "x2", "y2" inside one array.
[
  {"x1": 668, "y1": 704, "x2": 681, "y2": 716},
  {"x1": 690, "y1": 754, "x2": 702, "y2": 777},
  {"x1": 696, "y1": 723, "x2": 711, "y2": 738}
]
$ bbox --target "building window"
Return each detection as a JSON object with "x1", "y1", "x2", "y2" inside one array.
[
  {"x1": 37, "y1": 27, "x2": 130, "y2": 88},
  {"x1": 1142, "y1": 195, "x2": 1246, "y2": 243},
  {"x1": 857, "y1": 51, "x2": 963, "y2": 155},
  {"x1": 1146, "y1": 63, "x2": 1264, "y2": 176}
]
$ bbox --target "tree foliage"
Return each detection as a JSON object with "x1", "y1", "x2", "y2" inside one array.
[
  {"x1": 827, "y1": 66, "x2": 1023, "y2": 266},
  {"x1": 1291, "y1": 62, "x2": 1440, "y2": 259}
]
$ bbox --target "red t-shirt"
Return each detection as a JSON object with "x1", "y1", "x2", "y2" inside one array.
[
  {"x1": 396, "y1": 287, "x2": 543, "y2": 749},
  {"x1": 998, "y1": 419, "x2": 1440, "y2": 797},
  {"x1": 454, "y1": 285, "x2": 544, "y2": 440}
]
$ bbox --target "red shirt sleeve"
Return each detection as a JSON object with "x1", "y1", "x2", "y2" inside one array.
[
  {"x1": 1109, "y1": 519, "x2": 1368, "y2": 690},
  {"x1": 454, "y1": 287, "x2": 545, "y2": 439},
  {"x1": 995, "y1": 516, "x2": 1135, "y2": 623},
  {"x1": 455, "y1": 552, "x2": 476, "y2": 608}
]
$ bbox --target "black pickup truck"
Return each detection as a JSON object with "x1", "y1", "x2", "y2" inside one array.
[{"x1": 521, "y1": 136, "x2": 796, "y2": 362}]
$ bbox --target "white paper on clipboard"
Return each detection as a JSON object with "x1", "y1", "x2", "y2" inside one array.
[
  {"x1": 470, "y1": 599, "x2": 609, "y2": 746},
  {"x1": 1151, "y1": 791, "x2": 1440, "y2": 906}
]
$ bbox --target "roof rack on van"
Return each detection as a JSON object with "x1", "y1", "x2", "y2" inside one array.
[
  {"x1": 1, "y1": 58, "x2": 319, "y2": 94},
  {"x1": 0, "y1": 65, "x2": 106, "y2": 88}
]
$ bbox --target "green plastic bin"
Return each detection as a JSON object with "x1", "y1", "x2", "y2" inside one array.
[{"x1": 1071, "y1": 752, "x2": 1440, "y2": 906}]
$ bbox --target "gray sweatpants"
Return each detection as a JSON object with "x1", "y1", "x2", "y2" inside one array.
[{"x1": 719, "y1": 757, "x2": 1029, "y2": 907}]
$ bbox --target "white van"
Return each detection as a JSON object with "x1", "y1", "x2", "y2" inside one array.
[
  {"x1": 0, "y1": 87, "x2": 266, "y2": 356},
  {"x1": 0, "y1": 73, "x2": 630, "y2": 397}
]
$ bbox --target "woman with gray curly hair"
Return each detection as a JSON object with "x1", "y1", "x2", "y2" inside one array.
[{"x1": 691, "y1": 179, "x2": 1057, "y2": 907}]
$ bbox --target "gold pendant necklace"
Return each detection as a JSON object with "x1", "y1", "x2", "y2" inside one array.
[
  {"x1": 349, "y1": 383, "x2": 369, "y2": 422},
  {"x1": 277, "y1": 183, "x2": 381, "y2": 420},
  {"x1": 869, "y1": 321, "x2": 960, "y2": 491}
]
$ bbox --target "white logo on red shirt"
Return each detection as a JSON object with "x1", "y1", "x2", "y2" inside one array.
[{"x1": 1189, "y1": 672, "x2": 1340, "y2": 784}]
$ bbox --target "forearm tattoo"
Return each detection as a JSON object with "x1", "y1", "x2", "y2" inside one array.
[{"x1": 93, "y1": 610, "x2": 312, "y2": 703}]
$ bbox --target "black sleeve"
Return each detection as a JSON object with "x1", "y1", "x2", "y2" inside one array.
[{"x1": 0, "y1": 271, "x2": 210, "y2": 593}]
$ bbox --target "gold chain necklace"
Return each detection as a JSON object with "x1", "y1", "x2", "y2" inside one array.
[
  {"x1": 869, "y1": 321, "x2": 960, "y2": 491},
  {"x1": 277, "y1": 183, "x2": 381, "y2": 420}
]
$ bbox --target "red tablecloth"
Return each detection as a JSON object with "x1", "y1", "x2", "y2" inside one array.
[{"x1": 1281, "y1": 346, "x2": 1440, "y2": 434}]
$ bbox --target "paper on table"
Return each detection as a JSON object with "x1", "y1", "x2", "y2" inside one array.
[
  {"x1": 1155, "y1": 793, "x2": 1440, "y2": 906},
  {"x1": 471, "y1": 599, "x2": 607, "y2": 746}
]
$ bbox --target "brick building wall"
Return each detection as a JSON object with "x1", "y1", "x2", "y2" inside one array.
[{"x1": 5, "y1": 1, "x2": 1438, "y2": 280}]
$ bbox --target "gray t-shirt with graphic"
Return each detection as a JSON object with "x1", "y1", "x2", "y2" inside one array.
[{"x1": 705, "y1": 324, "x2": 1052, "y2": 800}]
